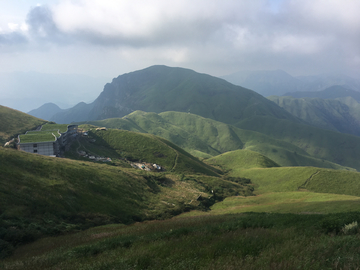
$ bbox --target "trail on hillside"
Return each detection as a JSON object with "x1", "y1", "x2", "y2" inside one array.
[
  {"x1": 152, "y1": 136, "x2": 179, "y2": 171},
  {"x1": 298, "y1": 170, "x2": 320, "y2": 191}
]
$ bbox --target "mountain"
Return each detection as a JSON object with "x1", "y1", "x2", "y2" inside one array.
[
  {"x1": 296, "y1": 74, "x2": 360, "y2": 92},
  {"x1": 268, "y1": 95, "x2": 360, "y2": 136},
  {"x1": 80, "y1": 111, "x2": 353, "y2": 171},
  {"x1": 50, "y1": 65, "x2": 299, "y2": 124},
  {"x1": 0, "y1": 105, "x2": 46, "y2": 145},
  {"x1": 283, "y1": 85, "x2": 360, "y2": 102},
  {"x1": 27, "y1": 102, "x2": 64, "y2": 120},
  {"x1": 221, "y1": 69, "x2": 305, "y2": 96},
  {"x1": 222, "y1": 70, "x2": 360, "y2": 97}
]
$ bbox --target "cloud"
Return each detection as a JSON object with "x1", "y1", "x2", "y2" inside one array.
[{"x1": 1, "y1": 0, "x2": 360, "y2": 78}]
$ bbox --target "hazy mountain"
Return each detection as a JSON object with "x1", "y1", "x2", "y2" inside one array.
[
  {"x1": 27, "y1": 102, "x2": 64, "y2": 120},
  {"x1": 268, "y1": 95, "x2": 360, "y2": 136},
  {"x1": 283, "y1": 85, "x2": 360, "y2": 102},
  {"x1": 0, "y1": 71, "x2": 110, "y2": 112},
  {"x1": 222, "y1": 70, "x2": 360, "y2": 97},
  {"x1": 51, "y1": 65, "x2": 298, "y2": 124},
  {"x1": 221, "y1": 69, "x2": 305, "y2": 96},
  {"x1": 296, "y1": 74, "x2": 360, "y2": 92}
]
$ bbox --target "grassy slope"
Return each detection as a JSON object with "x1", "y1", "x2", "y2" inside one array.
[
  {"x1": 0, "y1": 105, "x2": 46, "y2": 144},
  {"x1": 268, "y1": 95, "x2": 360, "y2": 136},
  {"x1": 1, "y1": 128, "x2": 257, "y2": 253},
  {"x1": 4, "y1": 212, "x2": 360, "y2": 269},
  {"x1": 236, "y1": 115, "x2": 360, "y2": 170},
  {"x1": 85, "y1": 129, "x2": 220, "y2": 176},
  {"x1": 80, "y1": 111, "x2": 350, "y2": 170}
]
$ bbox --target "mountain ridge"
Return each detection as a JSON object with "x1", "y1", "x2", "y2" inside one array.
[{"x1": 50, "y1": 65, "x2": 299, "y2": 125}]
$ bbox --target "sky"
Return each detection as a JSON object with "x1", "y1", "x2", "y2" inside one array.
[{"x1": 1, "y1": 0, "x2": 360, "y2": 111}]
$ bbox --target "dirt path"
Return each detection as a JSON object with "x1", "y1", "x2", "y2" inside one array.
[{"x1": 298, "y1": 170, "x2": 320, "y2": 191}]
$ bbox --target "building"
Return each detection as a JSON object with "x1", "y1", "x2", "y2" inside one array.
[{"x1": 17, "y1": 124, "x2": 78, "y2": 156}]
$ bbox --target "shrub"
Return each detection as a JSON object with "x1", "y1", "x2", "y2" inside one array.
[{"x1": 342, "y1": 221, "x2": 358, "y2": 235}]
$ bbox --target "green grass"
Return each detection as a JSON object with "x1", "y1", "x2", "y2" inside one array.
[
  {"x1": 0, "y1": 144, "x2": 253, "y2": 258},
  {"x1": 207, "y1": 192, "x2": 360, "y2": 215},
  {"x1": 3, "y1": 212, "x2": 360, "y2": 269},
  {"x1": 79, "y1": 111, "x2": 352, "y2": 171},
  {"x1": 85, "y1": 128, "x2": 220, "y2": 176},
  {"x1": 268, "y1": 95, "x2": 360, "y2": 135},
  {"x1": 207, "y1": 149, "x2": 280, "y2": 170},
  {"x1": 0, "y1": 105, "x2": 46, "y2": 144},
  {"x1": 18, "y1": 131, "x2": 59, "y2": 143},
  {"x1": 236, "y1": 115, "x2": 360, "y2": 170}
]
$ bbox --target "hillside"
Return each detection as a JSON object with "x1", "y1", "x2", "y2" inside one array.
[
  {"x1": 0, "y1": 105, "x2": 46, "y2": 145},
  {"x1": 0, "y1": 141, "x2": 252, "y2": 257},
  {"x1": 51, "y1": 65, "x2": 299, "y2": 124},
  {"x1": 73, "y1": 128, "x2": 220, "y2": 176},
  {"x1": 268, "y1": 95, "x2": 360, "y2": 136},
  {"x1": 80, "y1": 111, "x2": 353, "y2": 171},
  {"x1": 236, "y1": 115, "x2": 360, "y2": 171}
]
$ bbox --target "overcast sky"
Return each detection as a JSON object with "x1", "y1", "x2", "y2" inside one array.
[{"x1": 1, "y1": 0, "x2": 360, "y2": 111}]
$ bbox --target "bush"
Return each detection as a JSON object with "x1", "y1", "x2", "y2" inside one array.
[{"x1": 342, "y1": 221, "x2": 358, "y2": 235}]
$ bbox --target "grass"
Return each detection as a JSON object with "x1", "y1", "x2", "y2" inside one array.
[
  {"x1": 207, "y1": 192, "x2": 360, "y2": 215},
  {"x1": 18, "y1": 131, "x2": 59, "y2": 143},
  {"x1": 0, "y1": 105, "x2": 46, "y2": 145},
  {"x1": 79, "y1": 111, "x2": 353, "y2": 171},
  {"x1": 236, "y1": 115, "x2": 360, "y2": 170},
  {"x1": 0, "y1": 143, "x2": 252, "y2": 258},
  {"x1": 82, "y1": 128, "x2": 220, "y2": 176},
  {"x1": 3, "y1": 212, "x2": 360, "y2": 269}
]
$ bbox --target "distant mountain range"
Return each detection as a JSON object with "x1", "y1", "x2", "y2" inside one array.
[{"x1": 222, "y1": 70, "x2": 360, "y2": 97}]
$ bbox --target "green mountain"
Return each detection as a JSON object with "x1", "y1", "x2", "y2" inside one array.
[
  {"x1": 51, "y1": 65, "x2": 299, "y2": 124},
  {"x1": 80, "y1": 111, "x2": 352, "y2": 171},
  {"x1": 268, "y1": 95, "x2": 360, "y2": 136},
  {"x1": 236, "y1": 115, "x2": 360, "y2": 170},
  {"x1": 0, "y1": 105, "x2": 46, "y2": 145}
]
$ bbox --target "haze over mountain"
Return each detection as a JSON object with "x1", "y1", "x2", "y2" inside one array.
[
  {"x1": 28, "y1": 102, "x2": 64, "y2": 120},
  {"x1": 50, "y1": 65, "x2": 298, "y2": 125},
  {"x1": 222, "y1": 70, "x2": 360, "y2": 97},
  {"x1": 0, "y1": 72, "x2": 110, "y2": 113},
  {"x1": 283, "y1": 85, "x2": 360, "y2": 102}
]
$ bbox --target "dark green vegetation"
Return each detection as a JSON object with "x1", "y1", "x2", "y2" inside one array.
[
  {"x1": 3, "y1": 212, "x2": 360, "y2": 269},
  {"x1": 0, "y1": 130, "x2": 252, "y2": 258},
  {"x1": 51, "y1": 65, "x2": 298, "y2": 124},
  {"x1": 0, "y1": 105, "x2": 46, "y2": 145},
  {"x1": 269, "y1": 95, "x2": 360, "y2": 136},
  {"x1": 81, "y1": 110, "x2": 356, "y2": 171}
]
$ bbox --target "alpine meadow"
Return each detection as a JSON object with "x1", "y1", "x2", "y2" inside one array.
[{"x1": 2, "y1": 64, "x2": 360, "y2": 270}]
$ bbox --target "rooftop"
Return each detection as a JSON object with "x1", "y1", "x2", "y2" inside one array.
[{"x1": 19, "y1": 131, "x2": 60, "y2": 143}]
